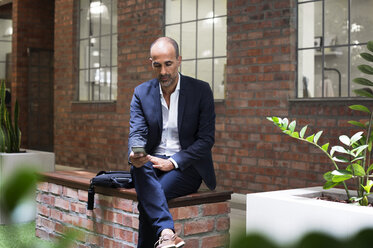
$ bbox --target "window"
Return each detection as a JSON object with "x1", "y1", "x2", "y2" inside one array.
[
  {"x1": 165, "y1": 0, "x2": 227, "y2": 100},
  {"x1": 0, "y1": 18, "x2": 12, "y2": 86},
  {"x1": 78, "y1": 0, "x2": 117, "y2": 101},
  {"x1": 297, "y1": 0, "x2": 373, "y2": 98}
]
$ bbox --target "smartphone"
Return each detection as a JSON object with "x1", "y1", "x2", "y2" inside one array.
[{"x1": 132, "y1": 146, "x2": 147, "y2": 156}]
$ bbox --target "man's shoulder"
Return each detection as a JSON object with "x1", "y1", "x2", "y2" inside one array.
[
  {"x1": 181, "y1": 74, "x2": 211, "y2": 89},
  {"x1": 134, "y1": 78, "x2": 158, "y2": 93}
]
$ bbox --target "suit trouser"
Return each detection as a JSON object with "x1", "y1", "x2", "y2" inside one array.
[{"x1": 131, "y1": 157, "x2": 202, "y2": 248}]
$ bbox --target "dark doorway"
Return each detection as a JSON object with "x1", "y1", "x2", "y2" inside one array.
[{"x1": 28, "y1": 48, "x2": 54, "y2": 152}]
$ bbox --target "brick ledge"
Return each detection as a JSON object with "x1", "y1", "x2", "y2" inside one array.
[{"x1": 40, "y1": 170, "x2": 232, "y2": 208}]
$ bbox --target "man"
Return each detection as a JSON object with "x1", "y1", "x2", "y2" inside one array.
[{"x1": 128, "y1": 37, "x2": 216, "y2": 248}]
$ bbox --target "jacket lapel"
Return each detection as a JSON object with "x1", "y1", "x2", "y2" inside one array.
[
  {"x1": 152, "y1": 81, "x2": 163, "y2": 132},
  {"x1": 178, "y1": 75, "x2": 186, "y2": 133}
]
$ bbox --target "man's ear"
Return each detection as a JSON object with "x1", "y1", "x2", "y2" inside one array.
[{"x1": 177, "y1": 56, "x2": 182, "y2": 65}]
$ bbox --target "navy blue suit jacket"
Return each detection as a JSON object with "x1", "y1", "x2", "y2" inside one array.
[{"x1": 128, "y1": 74, "x2": 216, "y2": 190}]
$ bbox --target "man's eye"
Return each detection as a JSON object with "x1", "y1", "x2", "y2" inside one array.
[
  {"x1": 165, "y1": 62, "x2": 172, "y2": 66},
  {"x1": 153, "y1": 63, "x2": 161, "y2": 68}
]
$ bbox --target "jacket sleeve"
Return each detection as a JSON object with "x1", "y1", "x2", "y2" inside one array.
[{"x1": 128, "y1": 87, "x2": 148, "y2": 158}]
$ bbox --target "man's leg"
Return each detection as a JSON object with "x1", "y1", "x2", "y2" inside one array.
[{"x1": 131, "y1": 161, "x2": 174, "y2": 247}]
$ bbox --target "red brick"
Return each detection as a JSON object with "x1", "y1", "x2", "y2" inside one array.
[
  {"x1": 201, "y1": 234, "x2": 230, "y2": 248},
  {"x1": 203, "y1": 202, "x2": 229, "y2": 216},
  {"x1": 184, "y1": 219, "x2": 215, "y2": 236},
  {"x1": 170, "y1": 206, "x2": 200, "y2": 220}
]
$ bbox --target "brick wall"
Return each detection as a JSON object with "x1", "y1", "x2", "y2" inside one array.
[
  {"x1": 12, "y1": 0, "x2": 54, "y2": 147},
  {"x1": 36, "y1": 182, "x2": 230, "y2": 248}
]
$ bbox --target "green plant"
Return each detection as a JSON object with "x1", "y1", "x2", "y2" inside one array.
[
  {"x1": 0, "y1": 79, "x2": 21, "y2": 153},
  {"x1": 267, "y1": 41, "x2": 373, "y2": 206}
]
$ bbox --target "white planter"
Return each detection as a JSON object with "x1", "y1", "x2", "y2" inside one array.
[
  {"x1": 0, "y1": 149, "x2": 55, "y2": 224},
  {"x1": 246, "y1": 187, "x2": 373, "y2": 245}
]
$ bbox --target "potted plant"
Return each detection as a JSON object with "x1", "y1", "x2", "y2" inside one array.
[
  {"x1": 0, "y1": 80, "x2": 55, "y2": 224},
  {"x1": 246, "y1": 41, "x2": 373, "y2": 244}
]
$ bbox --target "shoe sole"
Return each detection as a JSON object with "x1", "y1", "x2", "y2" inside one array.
[{"x1": 176, "y1": 241, "x2": 185, "y2": 247}]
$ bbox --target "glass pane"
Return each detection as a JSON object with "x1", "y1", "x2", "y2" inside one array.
[
  {"x1": 91, "y1": 68, "x2": 100, "y2": 100},
  {"x1": 298, "y1": 1, "x2": 322, "y2": 49},
  {"x1": 100, "y1": 68, "x2": 110, "y2": 100},
  {"x1": 79, "y1": 69, "x2": 90, "y2": 101},
  {"x1": 351, "y1": 0, "x2": 373, "y2": 44},
  {"x1": 112, "y1": 34, "x2": 117, "y2": 66},
  {"x1": 351, "y1": 44, "x2": 371, "y2": 96},
  {"x1": 182, "y1": 0, "x2": 196, "y2": 22},
  {"x1": 165, "y1": 0, "x2": 180, "y2": 24},
  {"x1": 214, "y1": 17, "x2": 226, "y2": 57},
  {"x1": 0, "y1": 41, "x2": 11, "y2": 63},
  {"x1": 198, "y1": 20, "x2": 213, "y2": 58},
  {"x1": 198, "y1": 0, "x2": 213, "y2": 19},
  {"x1": 112, "y1": 0, "x2": 117, "y2": 34},
  {"x1": 111, "y1": 67, "x2": 117, "y2": 100},
  {"x1": 197, "y1": 59, "x2": 212, "y2": 87},
  {"x1": 165, "y1": 25, "x2": 180, "y2": 47},
  {"x1": 0, "y1": 19, "x2": 12, "y2": 42},
  {"x1": 215, "y1": 0, "x2": 227, "y2": 16},
  {"x1": 80, "y1": 0, "x2": 90, "y2": 39},
  {"x1": 323, "y1": 47, "x2": 347, "y2": 97},
  {"x1": 325, "y1": 0, "x2": 348, "y2": 46},
  {"x1": 90, "y1": 38, "x2": 100, "y2": 68},
  {"x1": 181, "y1": 22, "x2": 196, "y2": 59},
  {"x1": 101, "y1": 0, "x2": 111, "y2": 35},
  {"x1": 297, "y1": 49, "x2": 321, "y2": 98},
  {"x1": 79, "y1": 39, "x2": 89, "y2": 69},
  {"x1": 89, "y1": 1, "x2": 101, "y2": 36},
  {"x1": 181, "y1": 60, "x2": 196, "y2": 78},
  {"x1": 101, "y1": 36, "x2": 111, "y2": 67},
  {"x1": 0, "y1": 62, "x2": 5, "y2": 79},
  {"x1": 214, "y1": 58, "x2": 226, "y2": 99}
]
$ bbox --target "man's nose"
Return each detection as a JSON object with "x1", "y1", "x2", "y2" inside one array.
[{"x1": 160, "y1": 65, "x2": 167, "y2": 75}]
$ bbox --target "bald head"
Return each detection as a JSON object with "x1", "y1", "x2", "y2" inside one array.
[{"x1": 150, "y1": 37, "x2": 180, "y2": 59}]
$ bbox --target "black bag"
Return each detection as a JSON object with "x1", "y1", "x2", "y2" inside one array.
[{"x1": 87, "y1": 171, "x2": 134, "y2": 210}]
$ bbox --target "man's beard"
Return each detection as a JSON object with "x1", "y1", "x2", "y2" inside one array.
[{"x1": 159, "y1": 74, "x2": 176, "y2": 87}]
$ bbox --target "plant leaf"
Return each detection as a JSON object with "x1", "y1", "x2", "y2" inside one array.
[
  {"x1": 358, "y1": 64, "x2": 373, "y2": 75},
  {"x1": 291, "y1": 131, "x2": 299, "y2": 138},
  {"x1": 306, "y1": 134, "x2": 315, "y2": 143},
  {"x1": 314, "y1": 131, "x2": 323, "y2": 144},
  {"x1": 367, "y1": 163, "x2": 373, "y2": 174},
  {"x1": 323, "y1": 181, "x2": 339, "y2": 189},
  {"x1": 350, "y1": 131, "x2": 364, "y2": 145},
  {"x1": 349, "y1": 104, "x2": 371, "y2": 113},
  {"x1": 332, "y1": 156, "x2": 349, "y2": 163},
  {"x1": 321, "y1": 143, "x2": 329, "y2": 152},
  {"x1": 339, "y1": 135, "x2": 350, "y2": 146},
  {"x1": 323, "y1": 171, "x2": 333, "y2": 181},
  {"x1": 288, "y1": 120, "x2": 296, "y2": 132},
  {"x1": 300, "y1": 125, "x2": 307, "y2": 139},
  {"x1": 332, "y1": 145, "x2": 349, "y2": 154},
  {"x1": 354, "y1": 89, "x2": 373, "y2": 98},
  {"x1": 348, "y1": 120, "x2": 366, "y2": 128},
  {"x1": 360, "y1": 52, "x2": 373, "y2": 62},
  {"x1": 351, "y1": 156, "x2": 365, "y2": 163},
  {"x1": 368, "y1": 41, "x2": 373, "y2": 53},
  {"x1": 353, "y1": 77, "x2": 373, "y2": 87},
  {"x1": 362, "y1": 180, "x2": 373, "y2": 194},
  {"x1": 351, "y1": 144, "x2": 369, "y2": 157},
  {"x1": 351, "y1": 163, "x2": 366, "y2": 176},
  {"x1": 331, "y1": 170, "x2": 353, "y2": 182}
]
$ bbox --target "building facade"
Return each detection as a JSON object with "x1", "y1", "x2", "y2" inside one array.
[{"x1": 2, "y1": 0, "x2": 373, "y2": 193}]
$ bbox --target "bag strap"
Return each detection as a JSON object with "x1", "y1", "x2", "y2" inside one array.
[{"x1": 87, "y1": 184, "x2": 95, "y2": 210}]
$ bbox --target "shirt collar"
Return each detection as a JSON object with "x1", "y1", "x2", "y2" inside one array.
[{"x1": 159, "y1": 73, "x2": 181, "y2": 96}]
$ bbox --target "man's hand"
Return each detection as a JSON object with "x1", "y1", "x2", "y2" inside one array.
[
  {"x1": 129, "y1": 151, "x2": 150, "y2": 168},
  {"x1": 149, "y1": 156, "x2": 175, "y2": 172}
]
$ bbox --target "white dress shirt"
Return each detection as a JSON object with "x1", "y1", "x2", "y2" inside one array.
[{"x1": 154, "y1": 74, "x2": 181, "y2": 168}]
